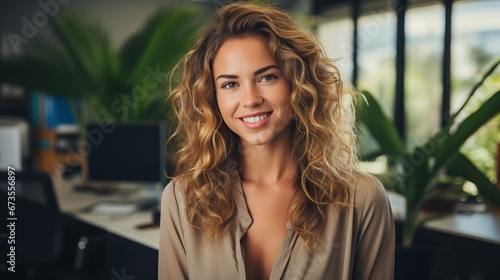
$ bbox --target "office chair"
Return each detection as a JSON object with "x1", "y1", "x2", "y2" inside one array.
[{"x1": 0, "y1": 170, "x2": 103, "y2": 280}]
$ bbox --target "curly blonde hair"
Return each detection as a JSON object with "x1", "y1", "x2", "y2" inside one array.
[{"x1": 169, "y1": 2, "x2": 358, "y2": 250}]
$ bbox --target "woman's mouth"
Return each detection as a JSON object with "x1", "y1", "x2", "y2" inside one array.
[{"x1": 241, "y1": 113, "x2": 270, "y2": 123}]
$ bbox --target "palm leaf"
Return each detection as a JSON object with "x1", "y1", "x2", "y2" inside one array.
[
  {"x1": 1, "y1": 36, "x2": 96, "y2": 98},
  {"x1": 357, "y1": 91, "x2": 407, "y2": 157},
  {"x1": 449, "y1": 59, "x2": 499, "y2": 124},
  {"x1": 50, "y1": 13, "x2": 118, "y2": 94},
  {"x1": 432, "y1": 90, "x2": 500, "y2": 174},
  {"x1": 448, "y1": 153, "x2": 500, "y2": 205},
  {"x1": 120, "y1": 7, "x2": 206, "y2": 87}
]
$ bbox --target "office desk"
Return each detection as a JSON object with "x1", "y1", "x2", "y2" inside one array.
[
  {"x1": 53, "y1": 175, "x2": 160, "y2": 279},
  {"x1": 387, "y1": 191, "x2": 500, "y2": 245},
  {"x1": 53, "y1": 176, "x2": 160, "y2": 249},
  {"x1": 425, "y1": 212, "x2": 500, "y2": 245},
  {"x1": 387, "y1": 191, "x2": 500, "y2": 278}
]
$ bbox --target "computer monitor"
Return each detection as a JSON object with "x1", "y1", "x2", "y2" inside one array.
[{"x1": 84, "y1": 121, "x2": 167, "y2": 190}]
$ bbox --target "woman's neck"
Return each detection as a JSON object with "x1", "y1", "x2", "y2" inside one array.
[{"x1": 239, "y1": 136, "x2": 297, "y2": 188}]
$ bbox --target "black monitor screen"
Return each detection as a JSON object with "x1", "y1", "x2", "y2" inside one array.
[{"x1": 86, "y1": 122, "x2": 166, "y2": 184}]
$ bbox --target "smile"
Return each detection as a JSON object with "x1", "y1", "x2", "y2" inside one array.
[{"x1": 241, "y1": 113, "x2": 270, "y2": 123}]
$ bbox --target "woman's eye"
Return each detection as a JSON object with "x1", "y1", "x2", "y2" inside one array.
[
  {"x1": 260, "y1": 75, "x2": 276, "y2": 83},
  {"x1": 222, "y1": 82, "x2": 237, "y2": 89}
]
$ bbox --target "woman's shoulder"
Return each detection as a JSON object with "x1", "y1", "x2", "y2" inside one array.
[
  {"x1": 161, "y1": 179, "x2": 188, "y2": 210},
  {"x1": 351, "y1": 172, "x2": 391, "y2": 212}
]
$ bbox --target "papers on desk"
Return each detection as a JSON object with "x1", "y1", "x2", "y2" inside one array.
[{"x1": 83, "y1": 201, "x2": 138, "y2": 215}]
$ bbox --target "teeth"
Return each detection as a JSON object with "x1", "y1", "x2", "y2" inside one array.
[{"x1": 242, "y1": 113, "x2": 270, "y2": 123}]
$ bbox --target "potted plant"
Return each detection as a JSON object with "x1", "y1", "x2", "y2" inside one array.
[
  {"x1": 0, "y1": 7, "x2": 206, "y2": 124},
  {"x1": 356, "y1": 60, "x2": 500, "y2": 278}
]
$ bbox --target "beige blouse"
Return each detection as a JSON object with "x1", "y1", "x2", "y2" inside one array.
[{"x1": 158, "y1": 174, "x2": 395, "y2": 280}]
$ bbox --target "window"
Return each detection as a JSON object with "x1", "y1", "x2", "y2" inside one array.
[
  {"x1": 451, "y1": 0, "x2": 500, "y2": 112},
  {"x1": 317, "y1": 0, "x2": 500, "y2": 182},
  {"x1": 317, "y1": 6, "x2": 354, "y2": 84},
  {"x1": 452, "y1": 1, "x2": 500, "y2": 182},
  {"x1": 405, "y1": 4, "x2": 444, "y2": 150},
  {"x1": 357, "y1": 10, "x2": 396, "y2": 119}
]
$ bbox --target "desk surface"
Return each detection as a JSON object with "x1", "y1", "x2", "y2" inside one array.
[
  {"x1": 387, "y1": 191, "x2": 500, "y2": 245},
  {"x1": 53, "y1": 176, "x2": 500, "y2": 251},
  {"x1": 425, "y1": 213, "x2": 500, "y2": 245},
  {"x1": 53, "y1": 176, "x2": 160, "y2": 250}
]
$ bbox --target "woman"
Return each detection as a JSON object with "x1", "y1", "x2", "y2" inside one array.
[{"x1": 159, "y1": 2, "x2": 394, "y2": 280}]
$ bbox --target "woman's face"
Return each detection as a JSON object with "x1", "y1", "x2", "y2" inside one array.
[{"x1": 213, "y1": 36, "x2": 293, "y2": 147}]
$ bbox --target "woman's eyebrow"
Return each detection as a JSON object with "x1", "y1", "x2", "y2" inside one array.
[
  {"x1": 215, "y1": 65, "x2": 280, "y2": 81},
  {"x1": 215, "y1": 74, "x2": 238, "y2": 81},
  {"x1": 254, "y1": 65, "x2": 280, "y2": 75}
]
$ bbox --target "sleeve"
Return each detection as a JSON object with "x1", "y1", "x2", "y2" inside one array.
[
  {"x1": 158, "y1": 181, "x2": 189, "y2": 280},
  {"x1": 352, "y1": 176, "x2": 395, "y2": 280}
]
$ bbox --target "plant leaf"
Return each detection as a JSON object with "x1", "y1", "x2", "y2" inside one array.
[
  {"x1": 0, "y1": 54, "x2": 83, "y2": 98},
  {"x1": 449, "y1": 59, "x2": 499, "y2": 124},
  {"x1": 433, "y1": 90, "x2": 500, "y2": 173},
  {"x1": 50, "y1": 12, "x2": 118, "y2": 94},
  {"x1": 448, "y1": 153, "x2": 500, "y2": 206},
  {"x1": 356, "y1": 91, "x2": 407, "y2": 157},
  {"x1": 120, "y1": 7, "x2": 206, "y2": 87},
  {"x1": 410, "y1": 147, "x2": 431, "y2": 205}
]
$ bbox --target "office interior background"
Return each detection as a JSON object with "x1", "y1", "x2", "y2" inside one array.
[{"x1": 0, "y1": 0, "x2": 499, "y2": 279}]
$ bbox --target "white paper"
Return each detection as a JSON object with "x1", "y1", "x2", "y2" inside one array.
[{"x1": 86, "y1": 202, "x2": 138, "y2": 215}]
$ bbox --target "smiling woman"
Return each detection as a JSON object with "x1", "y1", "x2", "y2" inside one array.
[
  {"x1": 213, "y1": 36, "x2": 293, "y2": 147},
  {"x1": 160, "y1": 2, "x2": 395, "y2": 280}
]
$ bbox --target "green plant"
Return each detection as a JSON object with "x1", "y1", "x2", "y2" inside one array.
[
  {"x1": 0, "y1": 7, "x2": 207, "y2": 125},
  {"x1": 356, "y1": 59, "x2": 500, "y2": 247}
]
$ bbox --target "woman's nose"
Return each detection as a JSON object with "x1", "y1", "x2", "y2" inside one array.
[{"x1": 241, "y1": 84, "x2": 263, "y2": 108}]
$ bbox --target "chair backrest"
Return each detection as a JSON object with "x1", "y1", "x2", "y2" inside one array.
[{"x1": 0, "y1": 170, "x2": 63, "y2": 267}]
